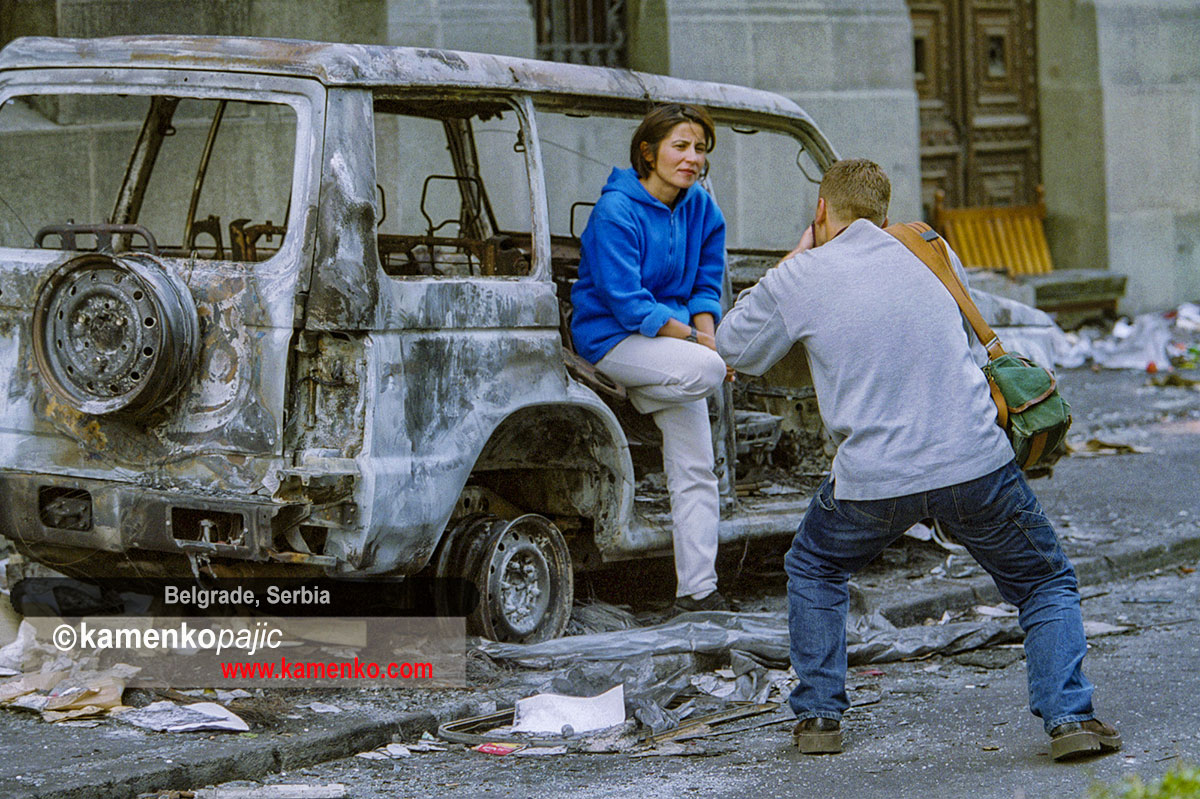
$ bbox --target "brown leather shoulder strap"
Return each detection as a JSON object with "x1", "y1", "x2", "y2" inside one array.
[{"x1": 885, "y1": 221, "x2": 1006, "y2": 360}]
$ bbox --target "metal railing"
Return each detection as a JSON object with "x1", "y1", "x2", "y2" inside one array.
[{"x1": 535, "y1": 0, "x2": 626, "y2": 68}]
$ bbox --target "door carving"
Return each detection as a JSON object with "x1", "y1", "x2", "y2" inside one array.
[{"x1": 909, "y1": 0, "x2": 1040, "y2": 217}]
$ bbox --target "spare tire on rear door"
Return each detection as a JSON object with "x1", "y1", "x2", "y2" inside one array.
[{"x1": 32, "y1": 253, "x2": 200, "y2": 416}]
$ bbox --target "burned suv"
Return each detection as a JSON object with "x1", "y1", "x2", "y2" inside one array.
[{"x1": 0, "y1": 36, "x2": 837, "y2": 642}]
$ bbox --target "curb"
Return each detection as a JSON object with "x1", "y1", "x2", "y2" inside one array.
[
  {"x1": 17, "y1": 709, "x2": 445, "y2": 799},
  {"x1": 878, "y1": 532, "x2": 1200, "y2": 628}
]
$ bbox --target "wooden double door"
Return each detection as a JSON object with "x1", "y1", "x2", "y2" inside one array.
[{"x1": 908, "y1": 0, "x2": 1041, "y2": 217}]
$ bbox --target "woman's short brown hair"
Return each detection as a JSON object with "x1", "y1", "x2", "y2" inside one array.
[{"x1": 629, "y1": 103, "x2": 716, "y2": 179}]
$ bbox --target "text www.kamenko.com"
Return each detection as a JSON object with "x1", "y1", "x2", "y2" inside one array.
[{"x1": 220, "y1": 656, "x2": 434, "y2": 680}]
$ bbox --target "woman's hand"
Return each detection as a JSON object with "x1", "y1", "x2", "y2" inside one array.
[{"x1": 657, "y1": 315, "x2": 734, "y2": 380}]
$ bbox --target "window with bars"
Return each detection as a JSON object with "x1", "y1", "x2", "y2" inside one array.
[{"x1": 535, "y1": 0, "x2": 626, "y2": 67}]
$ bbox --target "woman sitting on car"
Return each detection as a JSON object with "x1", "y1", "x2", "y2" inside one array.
[{"x1": 570, "y1": 103, "x2": 733, "y2": 614}]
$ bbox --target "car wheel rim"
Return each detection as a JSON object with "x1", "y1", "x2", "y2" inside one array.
[
  {"x1": 32, "y1": 253, "x2": 199, "y2": 416},
  {"x1": 479, "y1": 515, "x2": 572, "y2": 643}
]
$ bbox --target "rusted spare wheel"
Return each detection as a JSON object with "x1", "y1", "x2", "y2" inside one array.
[{"x1": 32, "y1": 253, "x2": 200, "y2": 416}]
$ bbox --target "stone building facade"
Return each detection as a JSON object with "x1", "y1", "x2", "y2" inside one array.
[
  {"x1": 1, "y1": 0, "x2": 1197, "y2": 312},
  {"x1": 1039, "y1": 0, "x2": 1200, "y2": 313}
]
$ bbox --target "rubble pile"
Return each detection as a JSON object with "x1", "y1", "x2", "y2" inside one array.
[{"x1": 999, "y1": 301, "x2": 1200, "y2": 372}]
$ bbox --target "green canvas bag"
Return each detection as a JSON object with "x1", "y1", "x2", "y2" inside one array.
[
  {"x1": 983, "y1": 352, "x2": 1072, "y2": 468},
  {"x1": 887, "y1": 222, "x2": 1072, "y2": 471}
]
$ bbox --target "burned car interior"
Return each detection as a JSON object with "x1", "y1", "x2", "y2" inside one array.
[
  {"x1": 372, "y1": 97, "x2": 532, "y2": 279},
  {"x1": 0, "y1": 92, "x2": 296, "y2": 263}
]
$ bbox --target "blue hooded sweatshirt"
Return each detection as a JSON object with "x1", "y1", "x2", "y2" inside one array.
[{"x1": 570, "y1": 167, "x2": 726, "y2": 364}]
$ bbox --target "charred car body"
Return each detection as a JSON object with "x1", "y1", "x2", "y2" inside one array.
[{"x1": 0, "y1": 36, "x2": 837, "y2": 642}]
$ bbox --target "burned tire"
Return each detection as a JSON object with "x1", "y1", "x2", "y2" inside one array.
[
  {"x1": 473, "y1": 515, "x2": 573, "y2": 643},
  {"x1": 433, "y1": 513, "x2": 573, "y2": 643},
  {"x1": 32, "y1": 253, "x2": 200, "y2": 416},
  {"x1": 429, "y1": 513, "x2": 493, "y2": 618}
]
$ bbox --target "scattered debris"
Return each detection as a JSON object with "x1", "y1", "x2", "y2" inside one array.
[
  {"x1": 629, "y1": 741, "x2": 733, "y2": 758},
  {"x1": 1150, "y1": 373, "x2": 1200, "y2": 389},
  {"x1": 848, "y1": 686, "x2": 884, "y2": 707},
  {"x1": 932, "y1": 554, "x2": 979, "y2": 579},
  {"x1": 688, "y1": 653, "x2": 792, "y2": 704},
  {"x1": 472, "y1": 742, "x2": 525, "y2": 755},
  {"x1": 303, "y1": 702, "x2": 342, "y2": 714},
  {"x1": 193, "y1": 787, "x2": 346, "y2": 799},
  {"x1": 118, "y1": 700, "x2": 249, "y2": 733},
  {"x1": 572, "y1": 721, "x2": 641, "y2": 753},
  {"x1": 216, "y1": 689, "x2": 254, "y2": 703},
  {"x1": 1173, "y1": 303, "x2": 1200, "y2": 333},
  {"x1": 512, "y1": 684, "x2": 625, "y2": 735},
  {"x1": 354, "y1": 738, "x2": 442, "y2": 761},
  {"x1": 930, "y1": 522, "x2": 966, "y2": 554},
  {"x1": 0, "y1": 620, "x2": 40, "y2": 673},
  {"x1": 903, "y1": 522, "x2": 933, "y2": 542},
  {"x1": 479, "y1": 652, "x2": 701, "y2": 733},
  {"x1": 383, "y1": 743, "x2": 411, "y2": 758},
  {"x1": 0, "y1": 591, "x2": 20, "y2": 652},
  {"x1": 1082, "y1": 621, "x2": 1137, "y2": 637},
  {"x1": 1068, "y1": 438, "x2": 1153, "y2": 457},
  {"x1": 0, "y1": 669, "x2": 65, "y2": 704},
  {"x1": 735, "y1": 479, "x2": 766, "y2": 497},
  {"x1": 45, "y1": 667, "x2": 133, "y2": 713},
  {"x1": 952, "y1": 649, "x2": 1023, "y2": 670},
  {"x1": 998, "y1": 304, "x2": 1200, "y2": 371},
  {"x1": 406, "y1": 732, "x2": 447, "y2": 752},
  {"x1": 1087, "y1": 314, "x2": 1174, "y2": 371},
  {"x1": 759, "y1": 483, "x2": 802, "y2": 496},
  {"x1": 648, "y1": 702, "x2": 778, "y2": 744},
  {"x1": 514, "y1": 746, "x2": 568, "y2": 757},
  {"x1": 439, "y1": 701, "x2": 640, "y2": 753}
]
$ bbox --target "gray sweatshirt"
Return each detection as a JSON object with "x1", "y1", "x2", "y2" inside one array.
[{"x1": 716, "y1": 219, "x2": 1013, "y2": 500}]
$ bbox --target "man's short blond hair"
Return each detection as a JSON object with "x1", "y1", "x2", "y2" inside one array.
[{"x1": 818, "y1": 159, "x2": 891, "y2": 225}]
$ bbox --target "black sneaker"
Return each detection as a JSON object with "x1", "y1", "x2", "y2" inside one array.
[
  {"x1": 1049, "y1": 719, "x2": 1122, "y2": 761},
  {"x1": 671, "y1": 590, "x2": 731, "y2": 614},
  {"x1": 793, "y1": 717, "x2": 842, "y2": 754}
]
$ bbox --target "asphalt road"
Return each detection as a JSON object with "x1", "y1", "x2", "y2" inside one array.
[
  {"x1": 2, "y1": 365, "x2": 1199, "y2": 799},
  {"x1": 162, "y1": 368, "x2": 1200, "y2": 799},
  {"x1": 203, "y1": 565, "x2": 1200, "y2": 799}
]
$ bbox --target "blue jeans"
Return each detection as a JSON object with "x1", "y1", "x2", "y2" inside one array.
[{"x1": 785, "y1": 460, "x2": 1095, "y2": 733}]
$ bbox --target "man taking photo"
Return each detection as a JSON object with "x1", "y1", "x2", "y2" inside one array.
[{"x1": 715, "y1": 158, "x2": 1119, "y2": 761}]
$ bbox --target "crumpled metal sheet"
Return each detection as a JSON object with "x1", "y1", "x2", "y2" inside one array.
[
  {"x1": 477, "y1": 611, "x2": 1023, "y2": 670},
  {"x1": 478, "y1": 613, "x2": 790, "y2": 669}
]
